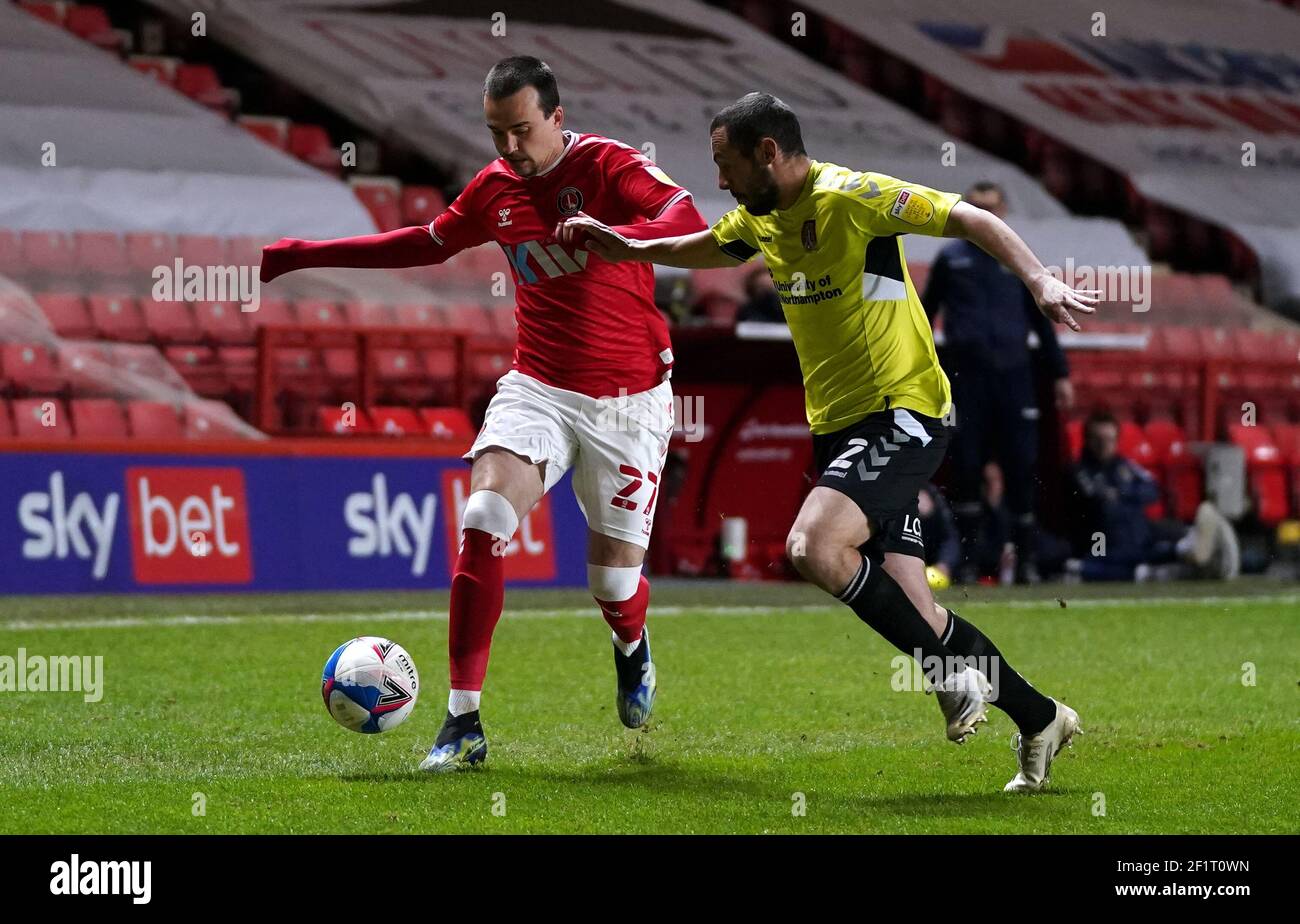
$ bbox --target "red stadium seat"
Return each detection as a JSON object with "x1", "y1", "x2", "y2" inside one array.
[
  {"x1": 35, "y1": 292, "x2": 93, "y2": 339},
  {"x1": 165, "y1": 346, "x2": 225, "y2": 396},
  {"x1": 176, "y1": 234, "x2": 228, "y2": 267},
  {"x1": 295, "y1": 299, "x2": 347, "y2": 327},
  {"x1": 185, "y1": 400, "x2": 247, "y2": 439},
  {"x1": 125, "y1": 231, "x2": 174, "y2": 273},
  {"x1": 288, "y1": 123, "x2": 339, "y2": 175},
  {"x1": 192, "y1": 300, "x2": 251, "y2": 345},
  {"x1": 71, "y1": 398, "x2": 128, "y2": 439},
  {"x1": 175, "y1": 64, "x2": 235, "y2": 112},
  {"x1": 111, "y1": 343, "x2": 187, "y2": 390},
  {"x1": 19, "y1": 3, "x2": 66, "y2": 26},
  {"x1": 60, "y1": 341, "x2": 115, "y2": 396},
  {"x1": 217, "y1": 347, "x2": 257, "y2": 394},
  {"x1": 243, "y1": 296, "x2": 295, "y2": 329},
  {"x1": 348, "y1": 301, "x2": 396, "y2": 327},
  {"x1": 349, "y1": 177, "x2": 404, "y2": 232},
  {"x1": 1228, "y1": 424, "x2": 1289, "y2": 526},
  {"x1": 0, "y1": 230, "x2": 21, "y2": 276},
  {"x1": 127, "y1": 401, "x2": 183, "y2": 440},
  {"x1": 2, "y1": 342, "x2": 64, "y2": 394},
  {"x1": 1144, "y1": 418, "x2": 1202, "y2": 520},
  {"x1": 418, "y1": 407, "x2": 474, "y2": 440},
  {"x1": 20, "y1": 230, "x2": 75, "y2": 274},
  {"x1": 238, "y1": 115, "x2": 291, "y2": 151},
  {"x1": 73, "y1": 231, "x2": 130, "y2": 277},
  {"x1": 317, "y1": 405, "x2": 373, "y2": 435},
  {"x1": 401, "y1": 186, "x2": 447, "y2": 226},
  {"x1": 394, "y1": 303, "x2": 446, "y2": 328},
  {"x1": 88, "y1": 294, "x2": 149, "y2": 342},
  {"x1": 11, "y1": 398, "x2": 71, "y2": 440},
  {"x1": 128, "y1": 56, "x2": 179, "y2": 86},
  {"x1": 323, "y1": 348, "x2": 358, "y2": 385},
  {"x1": 466, "y1": 338, "x2": 511, "y2": 388},
  {"x1": 141, "y1": 299, "x2": 200, "y2": 343},
  {"x1": 0, "y1": 400, "x2": 13, "y2": 438},
  {"x1": 368, "y1": 406, "x2": 423, "y2": 436},
  {"x1": 1272, "y1": 423, "x2": 1300, "y2": 466},
  {"x1": 64, "y1": 5, "x2": 122, "y2": 52},
  {"x1": 446, "y1": 302, "x2": 495, "y2": 337}
]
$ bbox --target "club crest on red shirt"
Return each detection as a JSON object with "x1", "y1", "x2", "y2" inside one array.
[{"x1": 557, "y1": 186, "x2": 584, "y2": 215}]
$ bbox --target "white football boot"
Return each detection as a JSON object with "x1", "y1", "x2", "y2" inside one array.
[
  {"x1": 928, "y1": 667, "x2": 992, "y2": 744},
  {"x1": 1004, "y1": 699, "x2": 1081, "y2": 793}
]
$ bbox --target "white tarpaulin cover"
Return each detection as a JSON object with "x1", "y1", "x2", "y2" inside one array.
[
  {"x1": 138, "y1": 0, "x2": 1147, "y2": 268},
  {"x1": 806, "y1": 0, "x2": 1300, "y2": 307},
  {"x1": 0, "y1": 5, "x2": 373, "y2": 239}
]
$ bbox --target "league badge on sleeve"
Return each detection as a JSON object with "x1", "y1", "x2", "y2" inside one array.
[{"x1": 890, "y1": 189, "x2": 935, "y2": 226}]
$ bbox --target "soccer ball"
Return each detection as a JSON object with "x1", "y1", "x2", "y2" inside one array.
[{"x1": 321, "y1": 636, "x2": 419, "y2": 733}]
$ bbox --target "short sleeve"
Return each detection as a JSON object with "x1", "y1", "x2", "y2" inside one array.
[
  {"x1": 848, "y1": 173, "x2": 962, "y2": 239},
  {"x1": 710, "y1": 208, "x2": 760, "y2": 263},
  {"x1": 609, "y1": 147, "x2": 692, "y2": 220},
  {"x1": 429, "y1": 173, "x2": 491, "y2": 255}
]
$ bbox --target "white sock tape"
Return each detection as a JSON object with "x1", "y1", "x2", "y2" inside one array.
[
  {"x1": 461, "y1": 490, "x2": 519, "y2": 542},
  {"x1": 588, "y1": 564, "x2": 642, "y2": 602}
]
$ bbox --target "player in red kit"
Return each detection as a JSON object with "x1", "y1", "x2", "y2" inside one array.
[{"x1": 259, "y1": 56, "x2": 707, "y2": 771}]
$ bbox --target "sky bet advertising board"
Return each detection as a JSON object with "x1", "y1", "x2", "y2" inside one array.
[{"x1": 0, "y1": 451, "x2": 586, "y2": 594}]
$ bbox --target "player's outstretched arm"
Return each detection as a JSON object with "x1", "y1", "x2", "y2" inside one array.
[
  {"x1": 943, "y1": 201, "x2": 1100, "y2": 332},
  {"x1": 556, "y1": 213, "x2": 738, "y2": 269},
  {"x1": 259, "y1": 226, "x2": 443, "y2": 284}
]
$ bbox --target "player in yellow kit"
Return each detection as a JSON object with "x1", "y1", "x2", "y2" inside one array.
[{"x1": 558, "y1": 92, "x2": 1098, "y2": 793}]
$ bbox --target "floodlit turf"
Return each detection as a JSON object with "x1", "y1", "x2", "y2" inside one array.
[{"x1": 0, "y1": 582, "x2": 1296, "y2": 834}]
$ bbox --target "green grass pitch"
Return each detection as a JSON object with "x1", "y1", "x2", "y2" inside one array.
[{"x1": 1, "y1": 582, "x2": 1295, "y2": 834}]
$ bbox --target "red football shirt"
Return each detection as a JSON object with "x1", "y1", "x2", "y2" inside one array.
[{"x1": 430, "y1": 131, "x2": 698, "y2": 397}]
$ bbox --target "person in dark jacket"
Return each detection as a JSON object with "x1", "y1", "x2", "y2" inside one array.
[
  {"x1": 923, "y1": 181, "x2": 1073, "y2": 584},
  {"x1": 735, "y1": 265, "x2": 784, "y2": 323},
  {"x1": 917, "y1": 483, "x2": 961, "y2": 583},
  {"x1": 1065, "y1": 411, "x2": 1239, "y2": 581}
]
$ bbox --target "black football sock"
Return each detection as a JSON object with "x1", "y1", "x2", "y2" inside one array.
[
  {"x1": 837, "y1": 554, "x2": 956, "y2": 685},
  {"x1": 941, "y1": 609, "x2": 1057, "y2": 736}
]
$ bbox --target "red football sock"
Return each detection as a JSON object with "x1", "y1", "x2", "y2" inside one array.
[
  {"x1": 447, "y1": 528, "x2": 507, "y2": 692},
  {"x1": 595, "y1": 574, "x2": 650, "y2": 645}
]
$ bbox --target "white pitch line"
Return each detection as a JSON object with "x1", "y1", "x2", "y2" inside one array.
[
  {"x1": 0, "y1": 604, "x2": 832, "y2": 633},
  {"x1": 0, "y1": 593, "x2": 1295, "y2": 633}
]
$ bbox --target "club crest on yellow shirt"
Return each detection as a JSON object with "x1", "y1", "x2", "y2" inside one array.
[{"x1": 801, "y1": 219, "x2": 817, "y2": 251}]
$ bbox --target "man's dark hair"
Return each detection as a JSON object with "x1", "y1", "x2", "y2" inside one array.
[
  {"x1": 1084, "y1": 409, "x2": 1119, "y2": 432},
  {"x1": 710, "y1": 92, "x2": 806, "y2": 158},
  {"x1": 966, "y1": 180, "x2": 1005, "y2": 200},
  {"x1": 484, "y1": 56, "x2": 559, "y2": 117}
]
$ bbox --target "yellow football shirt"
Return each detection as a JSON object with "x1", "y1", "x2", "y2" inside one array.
[{"x1": 711, "y1": 162, "x2": 959, "y2": 435}]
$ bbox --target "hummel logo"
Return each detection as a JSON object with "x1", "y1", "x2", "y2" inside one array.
[{"x1": 497, "y1": 208, "x2": 512, "y2": 227}]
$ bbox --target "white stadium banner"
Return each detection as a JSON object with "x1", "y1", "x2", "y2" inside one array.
[
  {"x1": 0, "y1": 5, "x2": 373, "y2": 239},
  {"x1": 139, "y1": 0, "x2": 1146, "y2": 269},
  {"x1": 806, "y1": 0, "x2": 1300, "y2": 308}
]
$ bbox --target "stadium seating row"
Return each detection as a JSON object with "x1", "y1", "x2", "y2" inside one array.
[
  {"x1": 316, "y1": 405, "x2": 474, "y2": 440},
  {"x1": 0, "y1": 396, "x2": 243, "y2": 440},
  {"x1": 17, "y1": 2, "x2": 449, "y2": 231},
  {"x1": 0, "y1": 394, "x2": 473, "y2": 442},
  {"x1": 24, "y1": 292, "x2": 514, "y2": 345},
  {"x1": 1064, "y1": 417, "x2": 1300, "y2": 526}
]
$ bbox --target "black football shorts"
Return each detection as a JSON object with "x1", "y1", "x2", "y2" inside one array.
[{"x1": 812, "y1": 407, "x2": 950, "y2": 559}]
